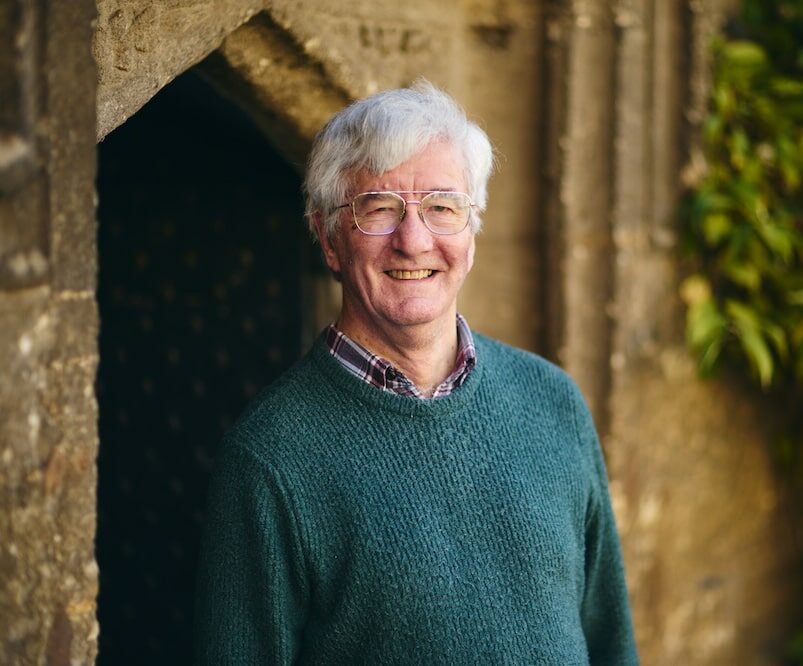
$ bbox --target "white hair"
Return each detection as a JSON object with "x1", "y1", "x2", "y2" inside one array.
[{"x1": 304, "y1": 80, "x2": 494, "y2": 239}]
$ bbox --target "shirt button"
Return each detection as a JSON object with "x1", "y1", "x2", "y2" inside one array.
[{"x1": 386, "y1": 368, "x2": 396, "y2": 380}]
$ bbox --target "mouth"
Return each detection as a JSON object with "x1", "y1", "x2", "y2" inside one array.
[{"x1": 386, "y1": 269, "x2": 435, "y2": 280}]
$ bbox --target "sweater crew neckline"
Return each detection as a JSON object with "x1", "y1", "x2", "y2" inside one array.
[{"x1": 308, "y1": 330, "x2": 484, "y2": 419}]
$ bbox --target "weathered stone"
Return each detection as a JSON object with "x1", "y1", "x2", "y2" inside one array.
[
  {"x1": 0, "y1": 1, "x2": 49, "y2": 292},
  {"x1": 608, "y1": 351, "x2": 802, "y2": 664},
  {"x1": 546, "y1": 0, "x2": 618, "y2": 429},
  {"x1": 197, "y1": 12, "x2": 350, "y2": 169},
  {"x1": 94, "y1": 0, "x2": 267, "y2": 139},
  {"x1": 49, "y1": 295, "x2": 99, "y2": 374},
  {"x1": 0, "y1": 0, "x2": 98, "y2": 663},
  {"x1": 266, "y1": 0, "x2": 459, "y2": 98},
  {"x1": 0, "y1": 177, "x2": 49, "y2": 290},
  {"x1": 458, "y1": 0, "x2": 544, "y2": 351},
  {"x1": 0, "y1": 289, "x2": 54, "y2": 481},
  {"x1": 461, "y1": 238, "x2": 542, "y2": 351},
  {"x1": 0, "y1": 135, "x2": 37, "y2": 196}
]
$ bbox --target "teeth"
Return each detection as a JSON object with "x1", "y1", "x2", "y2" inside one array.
[{"x1": 387, "y1": 269, "x2": 434, "y2": 280}]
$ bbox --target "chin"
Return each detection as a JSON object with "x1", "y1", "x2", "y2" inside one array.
[{"x1": 381, "y1": 303, "x2": 451, "y2": 328}]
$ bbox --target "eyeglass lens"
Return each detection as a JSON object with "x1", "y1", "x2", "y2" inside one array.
[{"x1": 353, "y1": 192, "x2": 471, "y2": 235}]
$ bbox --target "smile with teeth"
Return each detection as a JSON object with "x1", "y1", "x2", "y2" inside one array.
[{"x1": 386, "y1": 269, "x2": 434, "y2": 280}]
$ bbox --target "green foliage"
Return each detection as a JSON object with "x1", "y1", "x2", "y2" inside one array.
[{"x1": 681, "y1": 1, "x2": 803, "y2": 393}]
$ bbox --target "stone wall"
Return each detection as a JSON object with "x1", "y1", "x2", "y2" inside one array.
[
  {"x1": 0, "y1": 1, "x2": 99, "y2": 663},
  {"x1": 0, "y1": 0, "x2": 800, "y2": 662}
]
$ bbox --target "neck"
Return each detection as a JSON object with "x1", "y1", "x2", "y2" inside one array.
[{"x1": 336, "y1": 314, "x2": 459, "y2": 397}]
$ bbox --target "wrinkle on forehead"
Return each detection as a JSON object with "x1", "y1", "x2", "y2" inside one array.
[{"x1": 347, "y1": 140, "x2": 467, "y2": 198}]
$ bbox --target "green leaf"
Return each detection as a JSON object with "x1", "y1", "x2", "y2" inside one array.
[
  {"x1": 687, "y1": 298, "x2": 727, "y2": 351},
  {"x1": 704, "y1": 114, "x2": 724, "y2": 144},
  {"x1": 726, "y1": 299, "x2": 761, "y2": 327},
  {"x1": 729, "y1": 129, "x2": 750, "y2": 170},
  {"x1": 778, "y1": 152, "x2": 802, "y2": 191},
  {"x1": 770, "y1": 76, "x2": 803, "y2": 98},
  {"x1": 686, "y1": 297, "x2": 727, "y2": 377},
  {"x1": 738, "y1": 324, "x2": 776, "y2": 387},
  {"x1": 722, "y1": 41, "x2": 763, "y2": 66},
  {"x1": 697, "y1": 190, "x2": 734, "y2": 214},
  {"x1": 756, "y1": 221, "x2": 795, "y2": 261},
  {"x1": 714, "y1": 84, "x2": 736, "y2": 117},
  {"x1": 763, "y1": 320, "x2": 789, "y2": 361},
  {"x1": 726, "y1": 300, "x2": 776, "y2": 387},
  {"x1": 723, "y1": 262, "x2": 762, "y2": 291},
  {"x1": 699, "y1": 336, "x2": 724, "y2": 376},
  {"x1": 703, "y1": 213, "x2": 733, "y2": 244}
]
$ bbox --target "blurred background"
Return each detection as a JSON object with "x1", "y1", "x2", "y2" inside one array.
[{"x1": 1, "y1": 0, "x2": 802, "y2": 663}]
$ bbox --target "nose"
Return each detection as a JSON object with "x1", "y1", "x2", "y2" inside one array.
[{"x1": 390, "y1": 201, "x2": 434, "y2": 255}]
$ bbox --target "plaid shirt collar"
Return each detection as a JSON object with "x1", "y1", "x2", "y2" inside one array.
[{"x1": 325, "y1": 314, "x2": 477, "y2": 399}]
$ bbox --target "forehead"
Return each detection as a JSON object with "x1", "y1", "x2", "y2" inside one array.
[{"x1": 350, "y1": 140, "x2": 466, "y2": 194}]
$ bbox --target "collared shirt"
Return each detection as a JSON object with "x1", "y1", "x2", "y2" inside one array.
[{"x1": 325, "y1": 314, "x2": 477, "y2": 399}]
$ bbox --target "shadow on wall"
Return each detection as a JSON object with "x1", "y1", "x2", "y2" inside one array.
[{"x1": 95, "y1": 68, "x2": 304, "y2": 665}]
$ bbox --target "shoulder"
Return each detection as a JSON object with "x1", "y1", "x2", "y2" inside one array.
[
  {"x1": 473, "y1": 331, "x2": 581, "y2": 396},
  {"x1": 472, "y1": 331, "x2": 594, "y2": 435},
  {"x1": 219, "y1": 347, "x2": 332, "y2": 466}
]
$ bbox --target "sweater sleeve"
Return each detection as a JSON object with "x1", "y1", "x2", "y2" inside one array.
[
  {"x1": 195, "y1": 439, "x2": 309, "y2": 665},
  {"x1": 572, "y1": 392, "x2": 640, "y2": 665}
]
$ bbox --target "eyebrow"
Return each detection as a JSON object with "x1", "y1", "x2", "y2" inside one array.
[{"x1": 359, "y1": 188, "x2": 461, "y2": 195}]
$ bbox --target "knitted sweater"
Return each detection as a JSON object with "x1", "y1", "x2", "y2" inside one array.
[{"x1": 196, "y1": 332, "x2": 638, "y2": 665}]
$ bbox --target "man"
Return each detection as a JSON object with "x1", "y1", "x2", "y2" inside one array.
[{"x1": 196, "y1": 81, "x2": 638, "y2": 664}]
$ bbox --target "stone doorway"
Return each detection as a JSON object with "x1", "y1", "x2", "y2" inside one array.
[{"x1": 94, "y1": 68, "x2": 304, "y2": 665}]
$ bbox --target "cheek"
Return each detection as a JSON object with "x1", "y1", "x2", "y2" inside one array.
[{"x1": 339, "y1": 240, "x2": 382, "y2": 285}]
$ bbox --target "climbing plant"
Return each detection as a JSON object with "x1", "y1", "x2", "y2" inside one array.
[
  {"x1": 681, "y1": 0, "x2": 803, "y2": 426},
  {"x1": 679, "y1": 1, "x2": 803, "y2": 659}
]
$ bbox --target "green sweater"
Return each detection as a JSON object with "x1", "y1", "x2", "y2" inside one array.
[{"x1": 196, "y1": 332, "x2": 638, "y2": 665}]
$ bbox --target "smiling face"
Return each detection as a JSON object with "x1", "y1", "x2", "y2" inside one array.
[{"x1": 317, "y1": 140, "x2": 476, "y2": 348}]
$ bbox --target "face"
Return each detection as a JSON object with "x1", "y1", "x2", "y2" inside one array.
[{"x1": 317, "y1": 140, "x2": 476, "y2": 346}]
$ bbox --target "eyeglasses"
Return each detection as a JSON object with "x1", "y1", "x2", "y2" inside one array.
[{"x1": 334, "y1": 191, "x2": 476, "y2": 236}]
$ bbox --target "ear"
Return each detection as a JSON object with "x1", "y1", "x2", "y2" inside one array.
[
  {"x1": 312, "y1": 211, "x2": 342, "y2": 274},
  {"x1": 466, "y1": 232, "x2": 476, "y2": 273}
]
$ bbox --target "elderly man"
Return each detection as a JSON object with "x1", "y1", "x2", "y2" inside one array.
[{"x1": 196, "y1": 81, "x2": 638, "y2": 664}]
